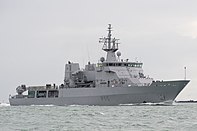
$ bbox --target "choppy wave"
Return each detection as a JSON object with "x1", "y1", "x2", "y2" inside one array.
[{"x1": 1, "y1": 103, "x2": 197, "y2": 130}]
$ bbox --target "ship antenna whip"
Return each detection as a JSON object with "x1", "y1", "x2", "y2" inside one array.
[
  {"x1": 184, "y1": 67, "x2": 187, "y2": 80},
  {"x1": 86, "y1": 45, "x2": 91, "y2": 62}
]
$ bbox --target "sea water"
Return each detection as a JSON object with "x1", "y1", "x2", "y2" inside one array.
[{"x1": 0, "y1": 103, "x2": 197, "y2": 131}]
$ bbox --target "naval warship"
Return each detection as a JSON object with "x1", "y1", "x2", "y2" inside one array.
[{"x1": 9, "y1": 24, "x2": 190, "y2": 106}]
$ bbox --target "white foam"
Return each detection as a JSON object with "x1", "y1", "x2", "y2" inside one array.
[
  {"x1": 98, "y1": 112, "x2": 105, "y2": 115},
  {"x1": 119, "y1": 102, "x2": 172, "y2": 106},
  {"x1": 0, "y1": 103, "x2": 10, "y2": 107},
  {"x1": 30, "y1": 104, "x2": 55, "y2": 107},
  {"x1": 119, "y1": 103, "x2": 135, "y2": 106}
]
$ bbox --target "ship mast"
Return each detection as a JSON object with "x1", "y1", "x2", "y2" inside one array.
[{"x1": 99, "y1": 24, "x2": 120, "y2": 62}]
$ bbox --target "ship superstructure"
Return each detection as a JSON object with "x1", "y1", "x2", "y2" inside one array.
[{"x1": 9, "y1": 24, "x2": 190, "y2": 106}]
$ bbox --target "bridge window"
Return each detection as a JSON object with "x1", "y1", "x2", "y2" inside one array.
[
  {"x1": 103, "y1": 62, "x2": 143, "y2": 67},
  {"x1": 125, "y1": 63, "x2": 128, "y2": 66},
  {"x1": 115, "y1": 63, "x2": 122, "y2": 66},
  {"x1": 109, "y1": 63, "x2": 113, "y2": 66},
  {"x1": 127, "y1": 63, "x2": 142, "y2": 68}
]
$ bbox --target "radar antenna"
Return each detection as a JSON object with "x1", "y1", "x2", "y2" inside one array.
[{"x1": 99, "y1": 24, "x2": 120, "y2": 52}]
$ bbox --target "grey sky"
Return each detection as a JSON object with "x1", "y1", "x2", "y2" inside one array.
[{"x1": 0, "y1": 0, "x2": 197, "y2": 102}]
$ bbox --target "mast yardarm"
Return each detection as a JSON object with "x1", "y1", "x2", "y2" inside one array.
[{"x1": 99, "y1": 24, "x2": 120, "y2": 52}]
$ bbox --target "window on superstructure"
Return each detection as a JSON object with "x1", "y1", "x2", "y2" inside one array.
[
  {"x1": 28, "y1": 91, "x2": 35, "y2": 98},
  {"x1": 48, "y1": 90, "x2": 59, "y2": 98},
  {"x1": 36, "y1": 90, "x2": 47, "y2": 98}
]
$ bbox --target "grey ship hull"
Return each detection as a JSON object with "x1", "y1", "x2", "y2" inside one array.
[{"x1": 9, "y1": 80, "x2": 189, "y2": 106}]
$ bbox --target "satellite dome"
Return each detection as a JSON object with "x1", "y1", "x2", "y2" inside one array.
[
  {"x1": 117, "y1": 51, "x2": 121, "y2": 57},
  {"x1": 100, "y1": 57, "x2": 105, "y2": 62}
]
